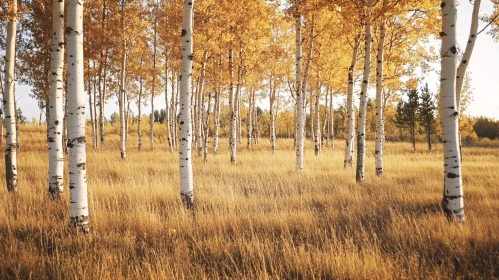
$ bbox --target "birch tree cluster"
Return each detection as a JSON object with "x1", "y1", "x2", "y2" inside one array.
[{"x1": 0, "y1": 0, "x2": 496, "y2": 232}]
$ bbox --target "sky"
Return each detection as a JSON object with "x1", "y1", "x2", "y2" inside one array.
[{"x1": 12, "y1": 2, "x2": 499, "y2": 122}]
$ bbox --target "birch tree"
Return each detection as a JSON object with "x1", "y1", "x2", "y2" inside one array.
[
  {"x1": 179, "y1": 0, "x2": 194, "y2": 208},
  {"x1": 229, "y1": 47, "x2": 237, "y2": 165},
  {"x1": 4, "y1": 0, "x2": 18, "y2": 192},
  {"x1": 295, "y1": 0, "x2": 305, "y2": 171},
  {"x1": 355, "y1": 0, "x2": 373, "y2": 184},
  {"x1": 374, "y1": 0, "x2": 387, "y2": 176},
  {"x1": 119, "y1": 0, "x2": 127, "y2": 160},
  {"x1": 67, "y1": 0, "x2": 90, "y2": 232},
  {"x1": 48, "y1": 0, "x2": 65, "y2": 198},
  {"x1": 344, "y1": 35, "x2": 360, "y2": 168},
  {"x1": 440, "y1": 0, "x2": 464, "y2": 222},
  {"x1": 455, "y1": 0, "x2": 480, "y2": 110}
]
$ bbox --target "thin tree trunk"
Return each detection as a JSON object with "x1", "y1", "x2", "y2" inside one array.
[
  {"x1": 174, "y1": 74, "x2": 179, "y2": 149},
  {"x1": 303, "y1": 14, "x2": 314, "y2": 142},
  {"x1": 375, "y1": 3, "x2": 386, "y2": 176},
  {"x1": 356, "y1": 0, "x2": 373, "y2": 184},
  {"x1": 203, "y1": 92, "x2": 211, "y2": 162},
  {"x1": 456, "y1": 0, "x2": 480, "y2": 110},
  {"x1": 440, "y1": 0, "x2": 463, "y2": 222},
  {"x1": 229, "y1": 47, "x2": 236, "y2": 165},
  {"x1": 170, "y1": 71, "x2": 177, "y2": 150},
  {"x1": 213, "y1": 84, "x2": 220, "y2": 154},
  {"x1": 427, "y1": 129, "x2": 431, "y2": 151},
  {"x1": 247, "y1": 86, "x2": 253, "y2": 150},
  {"x1": 324, "y1": 89, "x2": 329, "y2": 147},
  {"x1": 197, "y1": 52, "x2": 207, "y2": 156},
  {"x1": 344, "y1": 35, "x2": 360, "y2": 168},
  {"x1": 138, "y1": 78, "x2": 143, "y2": 151},
  {"x1": 237, "y1": 87, "x2": 242, "y2": 145},
  {"x1": 150, "y1": 7, "x2": 157, "y2": 150},
  {"x1": 295, "y1": 1, "x2": 304, "y2": 171},
  {"x1": 67, "y1": 0, "x2": 89, "y2": 233},
  {"x1": 48, "y1": 0, "x2": 65, "y2": 199},
  {"x1": 88, "y1": 61, "x2": 96, "y2": 150},
  {"x1": 253, "y1": 98, "x2": 259, "y2": 145},
  {"x1": 98, "y1": 0, "x2": 107, "y2": 149},
  {"x1": 165, "y1": 59, "x2": 172, "y2": 152},
  {"x1": 119, "y1": 0, "x2": 127, "y2": 160},
  {"x1": 329, "y1": 88, "x2": 334, "y2": 150},
  {"x1": 4, "y1": 0, "x2": 18, "y2": 192},
  {"x1": 270, "y1": 78, "x2": 277, "y2": 154},
  {"x1": 179, "y1": 0, "x2": 195, "y2": 208},
  {"x1": 314, "y1": 80, "x2": 321, "y2": 156},
  {"x1": 63, "y1": 88, "x2": 68, "y2": 154},
  {"x1": 92, "y1": 63, "x2": 98, "y2": 148}
]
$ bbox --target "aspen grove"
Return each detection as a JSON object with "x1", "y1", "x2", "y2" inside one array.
[{"x1": 1, "y1": 0, "x2": 499, "y2": 277}]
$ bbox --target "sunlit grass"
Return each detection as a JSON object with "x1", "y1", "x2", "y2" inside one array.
[{"x1": 0, "y1": 125, "x2": 498, "y2": 279}]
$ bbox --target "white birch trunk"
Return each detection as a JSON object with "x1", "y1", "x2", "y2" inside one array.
[
  {"x1": 138, "y1": 78, "x2": 143, "y2": 151},
  {"x1": 329, "y1": 89, "x2": 334, "y2": 150},
  {"x1": 165, "y1": 62, "x2": 172, "y2": 152},
  {"x1": 456, "y1": 0, "x2": 480, "y2": 109},
  {"x1": 179, "y1": 0, "x2": 194, "y2": 208},
  {"x1": 356, "y1": 0, "x2": 373, "y2": 183},
  {"x1": 229, "y1": 47, "x2": 237, "y2": 165},
  {"x1": 98, "y1": 2, "x2": 108, "y2": 149},
  {"x1": 440, "y1": 0, "x2": 464, "y2": 222},
  {"x1": 196, "y1": 52, "x2": 207, "y2": 157},
  {"x1": 150, "y1": 10, "x2": 157, "y2": 150},
  {"x1": 270, "y1": 81, "x2": 277, "y2": 154},
  {"x1": 213, "y1": 85, "x2": 220, "y2": 155},
  {"x1": 92, "y1": 68, "x2": 98, "y2": 148},
  {"x1": 375, "y1": 7, "x2": 386, "y2": 176},
  {"x1": 67, "y1": 0, "x2": 89, "y2": 233},
  {"x1": 4, "y1": 0, "x2": 18, "y2": 192},
  {"x1": 295, "y1": 2, "x2": 304, "y2": 171},
  {"x1": 304, "y1": 15, "x2": 314, "y2": 142},
  {"x1": 171, "y1": 73, "x2": 177, "y2": 150},
  {"x1": 247, "y1": 87, "x2": 253, "y2": 150},
  {"x1": 344, "y1": 36, "x2": 360, "y2": 168},
  {"x1": 314, "y1": 81, "x2": 321, "y2": 156},
  {"x1": 203, "y1": 92, "x2": 211, "y2": 162},
  {"x1": 119, "y1": 1, "x2": 127, "y2": 160},
  {"x1": 48, "y1": 0, "x2": 65, "y2": 198}
]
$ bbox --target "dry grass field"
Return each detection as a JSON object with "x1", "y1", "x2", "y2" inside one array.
[{"x1": 0, "y1": 125, "x2": 498, "y2": 279}]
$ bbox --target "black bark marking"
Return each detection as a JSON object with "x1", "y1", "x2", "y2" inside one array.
[
  {"x1": 67, "y1": 136, "x2": 86, "y2": 148},
  {"x1": 447, "y1": 172, "x2": 459, "y2": 178},
  {"x1": 77, "y1": 163, "x2": 86, "y2": 170},
  {"x1": 181, "y1": 29, "x2": 187, "y2": 37},
  {"x1": 440, "y1": 2, "x2": 446, "y2": 8},
  {"x1": 450, "y1": 46, "x2": 457, "y2": 54},
  {"x1": 440, "y1": 32, "x2": 447, "y2": 37}
]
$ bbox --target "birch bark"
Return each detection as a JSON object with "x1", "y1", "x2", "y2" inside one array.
[
  {"x1": 48, "y1": 0, "x2": 65, "y2": 198},
  {"x1": 4, "y1": 0, "x2": 18, "y2": 192},
  {"x1": 119, "y1": 1, "x2": 127, "y2": 160},
  {"x1": 295, "y1": 1, "x2": 304, "y2": 171},
  {"x1": 67, "y1": 0, "x2": 89, "y2": 232},
  {"x1": 440, "y1": 0, "x2": 464, "y2": 222},
  {"x1": 344, "y1": 35, "x2": 360, "y2": 168},
  {"x1": 375, "y1": 3, "x2": 386, "y2": 176},
  {"x1": 356, "y1": 0, "x2": 373, "y2": 183},
  {"x1": 179, "y1": 0, "x2": 195, "y2": 208}
]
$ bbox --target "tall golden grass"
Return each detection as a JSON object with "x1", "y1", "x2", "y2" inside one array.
[{"x1": 0, "y1": 125, "x2": 498, "y2": 279}]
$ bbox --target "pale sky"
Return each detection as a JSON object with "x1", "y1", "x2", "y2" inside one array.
[{"x1": 12, "y1": 2, "x2": 499, "y2": 122}]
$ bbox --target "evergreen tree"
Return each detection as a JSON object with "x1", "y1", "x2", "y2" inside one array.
[
  {"x1": 418, "y1": 84, "x2": 437, "y2": 150},
  {"x1": 395, "y1": 88, "x2": 419, "y2": 151}
]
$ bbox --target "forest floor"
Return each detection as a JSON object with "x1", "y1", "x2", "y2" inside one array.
[{"x1": 1, "y1": 125, "x2": 499, "y2": 279}]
